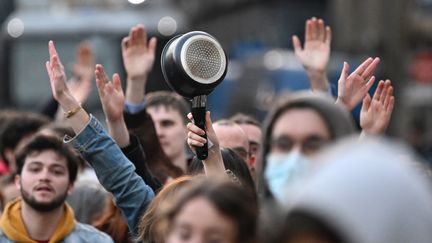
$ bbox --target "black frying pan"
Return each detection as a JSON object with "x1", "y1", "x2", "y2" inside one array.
[{"x1": 161, "y1": 31, "x2": 228, "y2": 160}]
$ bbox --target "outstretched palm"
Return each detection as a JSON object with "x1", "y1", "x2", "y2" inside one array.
[
  {"x1": 336, "y1": 57, "x2": 380, "y2": 111},
  {"x1": 122, "y1": 24, "x2": 157, "y2": 80},
  {"x1": 46, "y1": 41, "x2": 70, "y2": 101},
  {"x1": 293, "y1": 17, "x2": 331, "y2": 72},
  {"x1": 360, "y1": 79, "x2": 395, "y2": 135},
  {"x1": 95, "y1": 64, "x2": 125, "y2": 122}
]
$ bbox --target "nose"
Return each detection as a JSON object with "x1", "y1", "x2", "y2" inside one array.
[
  {"x1": 38, "y1": 168, "x2": 52, "y2": 182},
  {"x1": 291, "y1": 145, "x2": 302, "y2": 154},
  {"x1": 154, "y1": 123, "x2": 165, "y2": 138}
]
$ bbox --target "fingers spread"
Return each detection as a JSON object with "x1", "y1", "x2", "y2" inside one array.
[
  {"x1": 353, "y1": 57, "x2": 373, "y2": 76},
  {"x1": 361, "y1": 57, "x2": 380, "y2": 80}
]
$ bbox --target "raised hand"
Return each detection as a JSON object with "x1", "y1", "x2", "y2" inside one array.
[
  {"x1": 72, "y1": 41, "x2": 95, "y2": 82},
  {"x1": 187, "y1": 112, "x2": 226, "y2": 178},
  {"x1": 68, "y1": 42, "x2": 95, "y2": 104},
  {"x1": 292, "y1": 17, "x2": 331, "y2": 91},
  {"x1": 360, "y1": 79, "x2": 395, "y2": 135},
  {"x1": 45, "y1": 40, "x2": 89, "y2": 132},
  {"x1": 336, "y1": 57, "x2": 380, "y2": 111},
  {"x1": 95, "y1": 64, "x2": 125, "y2": 123},
  {"x1": 95, "y1": 64, "x2": 129, "y2": 147},
  {"x1": 122, "y1": 24, "x2": 157, "y2": 103},
  {"x1": 46, "y1": 41, "x2": 71, "y2": 102}
]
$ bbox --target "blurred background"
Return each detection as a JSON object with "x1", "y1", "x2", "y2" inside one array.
[{"x1": 0, "y1": 0, "x2": 431, "y2": 159}]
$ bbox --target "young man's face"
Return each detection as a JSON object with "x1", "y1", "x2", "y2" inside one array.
[
  {"x1": 16, "y1": 150, "x2": 72, "y2": 212},
  {"x1": 147, "y1": 105, "x2": 187, "y2": 160}
]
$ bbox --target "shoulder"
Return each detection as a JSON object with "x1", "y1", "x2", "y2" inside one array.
[
  {"x1": 0, "y1": 229, "x2": 13, "y2": 242},
  {"x1": 64, "y1": 222, "x2": 114, "y2": 243}
]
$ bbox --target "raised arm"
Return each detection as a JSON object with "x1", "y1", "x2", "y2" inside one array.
[
  {"x1": 95, "y1": 64, "x2": 129, "y2": 147},
  {"x1": 45, "y1": 41, "x2": 154, "y2": 233},
  {"x1": 68, "y1": 41, "x2": 94, "y2": 105},
  {"x1": 360, "y1": 79, "x2": 395, "y2": 135},
  {"x1": 46, "y1": 40, "x2": 90, "y2": 132},
  {"x1": 187, "y1": 112, "x2": 227, "y2": 179},
  {"x1": 335, "y1": 57, "x2": 380, "y2": 111},
  {"x1": 292, "y1": 17, "x2": 331, "y2": 92},
  {"x1": 95, "y1": 64, "x2": 162, "y2": 192},
  {"x1": 122, "y1": 24, "x2": 157, "y2": 104}
]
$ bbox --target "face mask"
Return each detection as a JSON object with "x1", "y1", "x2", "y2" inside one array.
[{"x1": 264, "y1": 150, "x2": 311, "y2": 203}]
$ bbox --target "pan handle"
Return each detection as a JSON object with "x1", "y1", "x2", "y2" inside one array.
[{"x1": 192, "y1": 95, "x2": 208, "y2": 160}]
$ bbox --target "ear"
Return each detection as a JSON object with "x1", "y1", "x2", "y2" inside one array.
[
  {"x1": 15, "y1": 174, "x2": 21, "y2": 190},
  {"x1": 67, "y1": 184, "x2": 74, "y2": 196},
  {"x1": 248, "y1": 154, "x2": 257, "y2": 170}
]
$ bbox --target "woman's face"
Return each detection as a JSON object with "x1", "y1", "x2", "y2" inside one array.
[
  {"x1": 166, "y1": 197, "x2": 236, "y2": 243},
  {"x1": 270, "y1": 108, "x2": 331, "y2": 156}
]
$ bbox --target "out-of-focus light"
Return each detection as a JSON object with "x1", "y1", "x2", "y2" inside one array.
[
  {"x1": 263, "y1": 50, "x2": 283, "y2": 70},
  {"x1": 158, "y1": 16, "x2": 177, "y2": 36},
  {"x1": 7, "y1": 18, "x2": 24, "y2": 38},
  {"x1": 128, "y1": 0, "x2": 146, "y2": 4}
]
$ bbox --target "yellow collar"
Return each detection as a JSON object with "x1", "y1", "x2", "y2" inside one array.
[{"x1": 0, "y1": 198, "x2": 76, "y2": 243}]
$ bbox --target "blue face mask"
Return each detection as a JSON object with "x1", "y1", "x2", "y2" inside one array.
[{"x1": 264, "y1": 150, "x2": 311, "y2": 203}]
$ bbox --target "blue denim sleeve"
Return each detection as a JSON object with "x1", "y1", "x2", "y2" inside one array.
[{"x1": 64, "y1": 115, "x2": 154, "y2": 234}]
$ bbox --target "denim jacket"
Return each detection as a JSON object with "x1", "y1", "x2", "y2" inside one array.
[
  {"x1": 0, "y1": 223, "x2": 113, "y2": 243},
  {"x1": 65, "y1": 115, "x2": 155, "y2": 234}
]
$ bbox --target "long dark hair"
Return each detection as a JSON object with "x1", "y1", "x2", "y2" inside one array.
[{"x1": 160, "y1": 178, "x2": 258, "y2": 243}]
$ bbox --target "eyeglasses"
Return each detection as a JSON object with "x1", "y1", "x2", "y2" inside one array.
[{"x1": 270, "y1": 135, "x2": 329, "y2": 155}]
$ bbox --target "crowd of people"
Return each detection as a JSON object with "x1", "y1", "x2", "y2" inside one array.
[{"x1": 0, "y1": 17, "x2": 430, "y2": 243}]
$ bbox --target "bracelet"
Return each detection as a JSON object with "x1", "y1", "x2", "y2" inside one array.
[{"x1": 64, "y1": 105, "x2": 82, "y2": 119}]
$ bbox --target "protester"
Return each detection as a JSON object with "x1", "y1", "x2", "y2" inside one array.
[
  {"x1": 188, "y1": 147, "x2": 255, "y2": 192},
  {"x1": 281, "y1": 137, "x2": 432, "y2": 243},
  {"x1": 46, "y1": 40, "x2": 155, "y2": 236},
  {"x1": 230, "y1": 113, "x2": 262, "y2": 158},
  {"x1": 258, "y1": 91, "x2": 356, "y2": 202},
  {"x1": 40, "y1": 41, "x2": 94, "y2": 120},
  {"x1": 159, "y1": 177, "x2": 258, "y2": 243},
  {"x1": 136, "y1": 176, "x2": 193, "y2": 243},
  {"x1": 0, "y1": 111, "x2": 50, "y2": 174},
  {"x1": 212, "y1": 119, "x2": 254, "y2": 172},
  {"x1": 94, "y1": 64, "x2": 162, "y2": 192},
  {"x1": 0, "y1": 134, "x2": 113, "y2": 242},
  {"x1": 292, "y1": 17, "x2": 332, "y2": 92},
  {"x1": 121, "y1": 25, "x2": 187, "y2": 178},
  {"x1": 144, "y1": 91, "x2": 191, "y2": 172}
]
